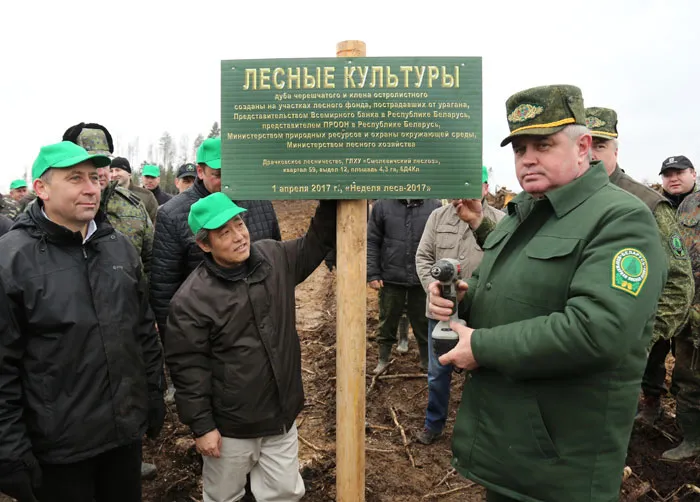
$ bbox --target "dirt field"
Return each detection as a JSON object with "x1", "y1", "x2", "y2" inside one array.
[{"x1": 3, "y1": 199, "x2": 696, "y2": 502}]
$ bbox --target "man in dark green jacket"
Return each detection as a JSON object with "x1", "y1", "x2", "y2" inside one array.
[
  {"x1": 586, "y1": 107, "x2": 693, "y2": 424},
  {"x1": 430, "y1": 85, "x2": 666, "y2": 502}
]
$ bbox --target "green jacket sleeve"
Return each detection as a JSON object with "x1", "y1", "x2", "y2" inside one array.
[
  {"x1": 651, "y1": 202, "x2": 693, "y2": 342},
  {"x1": 471, "y1": 205, "x2": 667, "y2": 380}
]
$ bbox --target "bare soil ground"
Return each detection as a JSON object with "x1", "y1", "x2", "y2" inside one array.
[{"x1": 3, "y1": 199, "x2": 696, "y2": 502}]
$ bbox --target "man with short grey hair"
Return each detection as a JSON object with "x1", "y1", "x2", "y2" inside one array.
[
  {"x1": 586, "y1": 107, "x2": 693, "y2": 425},
  {"x1": 431, "y1": 85, "x2": 666, "y2": 501}
]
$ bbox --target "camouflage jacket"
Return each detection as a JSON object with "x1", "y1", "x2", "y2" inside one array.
[
  {"x1": 649, "y1": 202, "x2": 694, "y2": 342},
  {"x1": 102, "y1": 182, "x2": 154, "y2": 277},
  {"x1": 0, "y1": 195, "x2": 19, "y2": 220},
  {"x1": 609, "y1": 166, "x2": 693, "y2": 343},
  {"x1": 678, "y1": 192, "x2": 700, "y2": 339}
]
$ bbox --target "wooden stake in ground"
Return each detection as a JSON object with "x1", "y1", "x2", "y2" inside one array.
[{"x1": 335, "y1": 39, "x2": 368, "y2": 502}]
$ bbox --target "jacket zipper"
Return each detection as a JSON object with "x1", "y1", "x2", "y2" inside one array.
[{"x1": 82, "y1": 247, "x2": 87, "y2": 259}]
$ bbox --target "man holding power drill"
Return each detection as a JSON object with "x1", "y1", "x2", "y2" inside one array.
[{"x1": 429, "y1": 85, "x2": 667, "y2": 501}]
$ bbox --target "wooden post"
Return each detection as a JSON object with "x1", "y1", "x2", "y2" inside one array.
[{"x1": 335, "y1": 39, "x2": 367, "y2": 502}]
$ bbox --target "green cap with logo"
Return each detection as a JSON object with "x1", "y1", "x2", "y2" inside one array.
[
  {"x1": 32, "y1": 141, "x2": 111, "y2": 181},
  {"x1": 585, "y1": 107, "x2": 618, "y2": 139},
  {"x1": 143, "y1": 165, "x2": 160, "y2": 177},
  {"x1": 9, "y1": 179, "x2": 27, "y2": 190},
  {"x1": 188, "y1": 192, "x2": 247, "y2": 235},
  {"x1": 196, "y1": 138, "x2": 222, "y2": 169},
  {"x1": 501, "y1": 84, "x2": 586, "y2": 147}
]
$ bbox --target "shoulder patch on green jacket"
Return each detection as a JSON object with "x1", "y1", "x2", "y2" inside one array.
[
  {"x1": 612, "y1": 248, "x2": 649, "y2": 296},
  {"x1": 669, "y1": 233, "x2": 688, "y2": 259}
]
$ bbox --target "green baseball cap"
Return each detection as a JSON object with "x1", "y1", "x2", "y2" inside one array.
[
  {"x1": 143, "y1": 165, "x2": 160, "y2": 177},
  {"x1": 10, "y1": 179, "x2": 27, "y2": 190},
  {"x1": 501, "y1": 84, "x2": 586, "y2": 147},
  {"x1": 585, "y1": 107, "x2": 618, "y2": 139},
  {"x1": 32, "y1": 141, "x2": 111, "y2": 181},
  {"x1": 196, "y1": 138, "x2": 222, "y2": 169},
  {"x1": 482, "y1": 166, "x2": 489, "y2": 183},
  {"x1": 188, "y1": 192, "x2": 247, "y2": 235}
]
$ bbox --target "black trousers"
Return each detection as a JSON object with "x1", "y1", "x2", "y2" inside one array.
[{"x1": 36, "y1": 442, "x2": 142, "y2": 502}]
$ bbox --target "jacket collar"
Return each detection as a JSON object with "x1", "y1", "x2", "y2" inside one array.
[
  {"x1": 16, "y1": 199, "x2": 113, "y2": 245},
  {"x1": 608, "y1": 164, "x2": 624, "y2": 184},
  {"x1": 201, "y1": 245, "x2": 269, "y2": 283},
  {"x1": 507, "y1": 161, "x2": 609, "y2": 220},
  {"x1": 193, "y1": 177, "x2": 211, "y2": 199}
]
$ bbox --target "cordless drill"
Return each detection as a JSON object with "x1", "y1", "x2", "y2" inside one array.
[{"x1": 430, "y1": 258, "x2": 466, "y2": 362}]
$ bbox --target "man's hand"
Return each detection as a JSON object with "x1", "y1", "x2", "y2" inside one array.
[
  {"x1": 368, "y1": 280, "x2": 384, "y2": 290},
  {"x1": 146, "y1": 392, "x2": 166, "y2": 439},
  {"x1": 438, "y1": 321, "x2": 479, "y2": 371},
  {"x1": 196, "y1": 429, "x2": 222, "y2": 458},
  {"x1": 427, "y1": 280, "x2": 468, "y2": 321},
  {"x1": 453, "y1": 199, "x2": 483, "y2": 229}
]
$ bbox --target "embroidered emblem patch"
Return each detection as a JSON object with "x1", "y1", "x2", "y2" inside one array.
[
  {"x1": 585, "y1": 116, "x2": 606, "y2": 129},
  {"x1": 669, "y1": 233, "x2": 687, "y2": 259},
  {"x1": 612, "y1": 248, "x2": 649, "y2": 296},
  {"x1": 507, "y1": 104, "x2": 544, "y2": 123}
]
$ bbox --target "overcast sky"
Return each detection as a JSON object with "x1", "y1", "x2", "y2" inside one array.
[{"x1": 0, "y1": 0, "x2": 697, "y2": 194}]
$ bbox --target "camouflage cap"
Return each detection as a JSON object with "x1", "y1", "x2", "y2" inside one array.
[
  {"x1": 501, "y1": 85, "x2": 586, "y2": 147},
  {"x1": 75, "y1": 128, "x2": 112, "y2": 156},
  {"x1": 585, "y1": 107, "x2": 618, "y2": 139}
]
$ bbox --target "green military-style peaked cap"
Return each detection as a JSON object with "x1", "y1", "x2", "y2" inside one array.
[
  {"x1": 501, "y1": 84, "x2": 586, "y2": 147},
  {"x1": 585, "y1": 107, "x2": 618, "y2": 139}
]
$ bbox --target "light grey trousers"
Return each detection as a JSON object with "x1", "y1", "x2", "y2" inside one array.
[{"x1": 202, "y1": 424, "x2": 305, "y2": 502}]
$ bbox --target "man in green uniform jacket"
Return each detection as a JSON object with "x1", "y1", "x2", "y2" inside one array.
[
  {"x1": 586, "y1": 107, "x2": 693, "y2": 425},
  {"x1": 431, "y1": 85, "x2": 667, "y2": 502}
]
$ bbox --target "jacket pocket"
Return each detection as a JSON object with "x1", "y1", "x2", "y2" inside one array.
[
  {"x1": 524, "y1": 236, "x2": 579, "y2": 260},
  {"x1": 508, "y1": 236, "x2": 580, "y2": 311},
  {"x1": 524, "y1": 394, "x2": 560, "y2": 461},
  {"x1": 436, "y1": 225, "x2": 459, "y2": 249},
  {"x1": 679, "y1": 215, "x2": 698, "y2": 228}
]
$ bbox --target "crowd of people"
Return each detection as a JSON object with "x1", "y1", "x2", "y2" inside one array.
[{"x1": 0, "y1": 82, "x2": 698, "y2": 502}]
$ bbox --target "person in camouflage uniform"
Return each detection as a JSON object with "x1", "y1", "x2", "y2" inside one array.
[
  {"x1": 0, "y1": 193, "x2": 19, "y2": 220},
  {"x1": 109, "y1": 157, "x2": 159, "y2": 223},
  {"x1": 62, "y1": 123, "x2": 154, "y2": 277},
  {"x1": 663, "y1": 160, "x2": 700, "y2": 460},
  {"x1": 587, "y1": 108, "x2": 694, "y2": 427}
]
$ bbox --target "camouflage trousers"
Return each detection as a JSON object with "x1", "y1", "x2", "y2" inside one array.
[
  {"x1": 377, "y1": 283, "x2": 428, "y2": 350},
  {"x1": 642, "y1": 325, "x2": 700, "y2": 417}
]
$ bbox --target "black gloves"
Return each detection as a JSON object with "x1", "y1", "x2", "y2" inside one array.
[{"x1": 0, "y1": 453, "x2": 42, "y2": 502}]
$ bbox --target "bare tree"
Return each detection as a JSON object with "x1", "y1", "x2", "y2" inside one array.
[
  {"x1": 193, "y1": 134, "x2": 205, "y2": 160},
  {"x1": 207, "y1": 121, "x2": 220, "y2": 139}
]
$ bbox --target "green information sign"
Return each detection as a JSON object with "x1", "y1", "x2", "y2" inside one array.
[{"x1": 221, "y1": 57, "x2": 482, "y2": 200}]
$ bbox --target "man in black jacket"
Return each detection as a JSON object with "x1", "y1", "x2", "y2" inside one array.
[
  {"x1": 150, "y1": 137, "x2": 282, "y2": 339},
  {"x1": 0, "y1": 141, "x2": 164, "y2": 502},
  {"x1": 367, "y1": 198, "x2": 442, "y2": 374},
  {"x1": 165, "y1": 193, "x2": 335, "y2": 502},
  {"x1": 142, "y1": 164, "x2": 172, "y2": 205}
]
